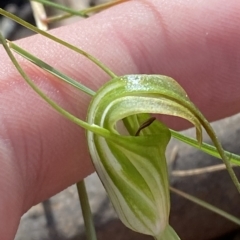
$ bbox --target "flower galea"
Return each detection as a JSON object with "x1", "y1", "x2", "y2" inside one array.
[{"x1": 86, "y1": 74, "x2": 203, "y2": 239}]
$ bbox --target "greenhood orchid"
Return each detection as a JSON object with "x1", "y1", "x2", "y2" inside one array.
[{"x1": 86, "y1": 74, "x2": 202, "y2": 239}]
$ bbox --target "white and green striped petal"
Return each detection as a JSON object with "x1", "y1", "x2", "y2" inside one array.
[{"x1": 87, "y1": 74, "x2": 203, "y2": 239}]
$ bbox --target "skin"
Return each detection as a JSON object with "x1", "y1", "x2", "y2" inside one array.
[{"x1": 0, "y1": 0, "x2": 240, "y2": 238}]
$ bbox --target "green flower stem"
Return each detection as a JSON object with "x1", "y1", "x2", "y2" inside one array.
[
  {"x1": 81, "y1": 0, "x2": 129, "y2": 15},
  {"x1": 170, "y1": 187, "x2": 240, "y2": 226},
  {"x1": 197, "y1": 124, "x2": 240, "y2": 193},
  {"x1": 8, "y1": 41, "x2": 95, "y2": 96},
  {"x1": 43, "y1": 12, "x2": 83, "y2": 24},
  {"x1": 160, "y1": 84, "x2": 240, "y2": 192},
  {"x1": 0, "y1": 8, "x2": 117, "y2": 79},
  {"x1": 77, "y1": 181, "x2": 97, "y2": 240},
  {"x1": 170, "y1": 130, "x2": 240, "y2": 165}
]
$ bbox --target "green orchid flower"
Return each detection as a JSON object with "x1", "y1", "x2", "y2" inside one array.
[
  {"x1": 86, "y1": 74, "x2": 203, "y2": 239},
  {"x1": 86, "y1": 74, "x2": 239, "y2": 239}
]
